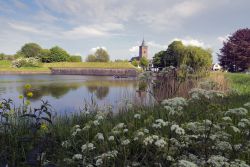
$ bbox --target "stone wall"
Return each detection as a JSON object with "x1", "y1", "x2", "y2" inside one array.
[{"x1": 51, "y1": 68, "x2": 138, "y2": 77}]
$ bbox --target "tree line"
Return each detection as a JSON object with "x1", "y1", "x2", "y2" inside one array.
[{"x1": 0, "y1": 43, "x2": 82, "y2": 63}]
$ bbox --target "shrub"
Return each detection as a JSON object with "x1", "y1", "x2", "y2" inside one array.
[
  {"x1": 12, "y1": 57, "x2": 41, "y2": 68},
  {"x1": 69, "y1": 56, "x2": 82, "y2": 62}
]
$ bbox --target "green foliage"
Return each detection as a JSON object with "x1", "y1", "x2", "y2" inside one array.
[
  {"x1": 86, "y1": 48, "x2": 110, "y2": 62},
  {"x1": 19, "y1": 43, "x2": 42, "y2": 58},
  {"x1": 153, "y1": 41, "x2": 212, "y2": 75},
  {"x1": 49, "y1": 46, "x2": 70, "y2": 62},
  {"x1": 69, "y1": 55, "x2": 82, "y2": 62},
  {"x1": 131, "y1": 59, "x2": 138, "y2": 67},
  {"x1": 0, "y1": 53, "x2": 4, "y2": 60},
  {"x1": 86, "y1": 54, "x2": 97, "y2": 62},
  {"x1": 152, "y1": 50, "x2": 165, "y2": 68},
  {"x1": 140, "y1": 57, "x2": 149, "y2": 69},
  {"x1": 40, "y1": 49, "x2": 52, "y2": 63}
]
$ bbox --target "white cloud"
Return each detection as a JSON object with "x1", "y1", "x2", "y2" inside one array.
[
  {"x1": 8, "y1": 22, "x2": 41, "y2": 34},
  {"x1": 172, "y1": 38, "x2": 208, "y2": 48},
  {"x1": 63, "y1": 23, "x2": 124, "y2": 39},
  {"x1": 217, "y1": 34, "x2": 230, "y2": 43},
  {"x1": 90, "y1": 46, "x2": 107, "y2": 53},
  {"x1": 129, "y1": 46, "x2": 138, "y2": 53}
]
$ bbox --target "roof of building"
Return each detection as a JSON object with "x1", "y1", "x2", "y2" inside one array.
[{"x1": 141, "y1": 38, "x2": 146, "y2": 46}]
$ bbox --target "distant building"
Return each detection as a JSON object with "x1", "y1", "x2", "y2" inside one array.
[
  {"x1": 130, "y1": 38, "x2": 148, "y2": 62},
  {"x1": 212, "y1": 63, "x2": 222, "y2": 71}
]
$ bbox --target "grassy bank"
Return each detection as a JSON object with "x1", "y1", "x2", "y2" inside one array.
[
  {"x1": 1, "y1": 72, "x2": 250, "y2": 166},
  {"x1": 0, "y1": 60, "x2": 135, "y2": 73}
]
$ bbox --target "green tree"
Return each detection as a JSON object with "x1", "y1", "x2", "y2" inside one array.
[
  {"x1": 140, "y1": 57, "x2": 149, "y2": 70},
  {"x1": 69, "y1": 56, "x2": 82, "y2": 62},
  {"x1": 86, "y1": 54, "x2": 97, "y2": 62},
  {"x1": 49, "y1": 46, "x2": 70, "y2": 62},
  {"x1": 131, "y1": 59, "x2": 139, "y2": 67},
  {"x1": 152, "y1": 51, "x2": 165, "y2": 68},
  {"x1": 95, "y1": 48, "x2": 110, "y2": 62},
  {"x1": 19, "y1": 43, "x2": 42, "y2": 58},
  {"x1": 40, "y1": 49, "x2": 52, "y2": 63},
  {"x1": 85, "y1": 48, "x2": 110, "y2": 62},
  {"x1": 0, "y1": 53, "x2": 5, "y2": 60}
]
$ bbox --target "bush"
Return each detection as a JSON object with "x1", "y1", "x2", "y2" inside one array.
[
  {"x1": 69, "y1": 56, "x2": 82, "y2": 62},
  {"x1": 12, "y1": 57, "x2": 41, "y2": 68}
]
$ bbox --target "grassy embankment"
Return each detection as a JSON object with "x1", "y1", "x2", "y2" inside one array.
[{"x1": 0, "y1": 60, "x2": 135, "y2": 73}]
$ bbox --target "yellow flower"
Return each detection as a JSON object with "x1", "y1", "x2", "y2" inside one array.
[
  {"x1": 25, "y1": 100, "x2": 31, "y2": 106},
  {"x1": 19, "y1": 95, "x2": 24, "y2": 99},
  {"x1": 27, "y1": 92, "x2": 33, "y2": 98},
  {"x1": 24, "y1": 84, "x2": 31, "y2": 90},
  {"x1": 41, "y1": 123, "x2": 48, "y2": 131}
]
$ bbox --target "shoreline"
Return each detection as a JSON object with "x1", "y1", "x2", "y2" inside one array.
[{"x1": 0, "y1": 67, "x2": 138, "y2": 76}]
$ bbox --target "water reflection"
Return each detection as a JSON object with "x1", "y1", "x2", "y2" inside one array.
[
  {"x1": 87, "y1": 86, "x2": 109, "y2": 100},
  {"x1": 0, "y1": 75, "x2": 141, "y2": 113}
]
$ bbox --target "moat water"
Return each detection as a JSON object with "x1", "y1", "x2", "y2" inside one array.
[{"x1": 0, "y1": 75, "x2": 151, "y2": 114}]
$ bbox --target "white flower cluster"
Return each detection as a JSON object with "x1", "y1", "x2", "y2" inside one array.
[
  {"x1": 143, "y1": 135, "x2": 167, "y2": 148},
  {"x1": 189, "y1": 88, "x2": 224, "y2": 100},
  {"x1": 225, "y1": 108, "x2": 248, "y2": 117},
  {"x1": 162, "y1": 97, "x2": 188, "y2": 111},
  {"x1": 72, "y1": 154, "x2": 82, "y2": 160},
  {"x1": 121, "y1": 139, "x2": 130, "y2": 146},
  {"x1": 171, "y1": 124, "x2": 185, "y2": 135},
  {"x1": 134, "y1": 114, "x2": 141, "y2": 119},
  {"x1": 152, "y1": 119, "x2": 168, "y2": 129},
  {"x1": 96, "y1": 133, "x2": 104, "y2": 141},
  {"x1": 61, "y1": 140, "x2": 71, "y2": 148},
  {"x1": 81, "y1": 142, "x2": 95, "y2": 152},
  {"x1": 112, "y1": 123, "x2": 126, "y2": 135}
]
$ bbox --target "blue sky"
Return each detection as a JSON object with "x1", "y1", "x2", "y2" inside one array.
[{"x1": 0, "y1": 0, "x2": 249, "y2": 62}]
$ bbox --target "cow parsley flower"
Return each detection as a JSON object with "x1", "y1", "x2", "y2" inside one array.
[
  {"x1": 93, "y1": 120, "x2": 100, "y2": 126},
  {"x1": 134, "y1": 114, "x2": 141, "y2": 119},
  {"x1": 207, "y1": 155, "x2": 229, "y2": 167},
  {"x1": 171, "y1": 124, "x2": 185, "y2": 135},
  {"x1": 81, "y1": 142, "x2": 95, "y2": 152},
  {"x1": 96, "y1": 133, "x2": 104, "y2": 141},
  {"x1": 108, "y1": 136, "x2": 115, "y2": 141},
  {"x1": 244, "y1": 102, "x2": 250, "y2": 108},
  {"x1": 154, "y1": 138, "x2": 166, "y2": 148},
  {"x1": 96, "y1": 158, "x2": 103, "y2": 166},
  {"x1": 121, "y1": 139, "x2": 130, "y2": 146},
  {"x1": 72, "y1": 154, "x2": 82, "y2": 160}
]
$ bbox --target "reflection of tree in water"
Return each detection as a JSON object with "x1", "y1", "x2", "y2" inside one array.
[
  {"x1": 20, "y1": 84, "x2": 80, "y2": 100},
  {"x1": 86, "y1": 86, "x2": 109, "y2": 100}
]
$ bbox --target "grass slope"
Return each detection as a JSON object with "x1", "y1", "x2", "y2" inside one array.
[{"x1": 0, "y1": 60, "x2": 135, "y2": 73}]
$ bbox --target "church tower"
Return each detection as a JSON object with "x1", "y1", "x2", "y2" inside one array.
[{"x1": 139, "y1": 38, "x2": 148, "y2": 59}]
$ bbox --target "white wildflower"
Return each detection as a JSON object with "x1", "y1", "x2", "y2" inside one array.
[
  {"x1": 72, "y1": 154, "x2": 82, "y2": 160},
  {"x1": 108, "y1": 136, "x2": 115, "y2": 141},
  {"x1": 154, "y1": 138, "x2": 167, "y2": 148},
  {"x1": 144, "y1": 128, "x2": 149, "y2": 133},
  {"x1": 93, "y1": 120, "x2": 100, "y2": 126},
  {"x1": 96, "y1": 133, "x2": 104, "y2": 141},
  {"x1": 134, "y1": 114, "x2": 141, "y2": 119},
  {"x1": 81, "y1": 143, "x2": 95, "y2": 152},
  {"x1": 121, "y1": 139, "x2": 130, "y2": 146},
  {"x1": 244, "y1": 102, "x2": 250, "y2": 108},
  {"x1": 171, "y1": 124, "x2": 185, "y2": 135},
  {"x1": 222, "y1": 116, "x2": 232, "y2": 122},
  {"x1": 143, "y1": 136, "x2": 154, "y2": 146},
  {"x1": 231, "y1": 126, "x2": 240, "y2": 133},
  {"x1": 123, "y1": 129, "x2": 128, "y2": 133},
  {"x1": 162, "y1": 97, "x2": 187, "y2": 110},
  {"x1": 61, "y1": 140, "x2": 71, "y2": 148},
  {"x1": 207, "y1": 155, "x2": 229, "y2": 167},
  {"x1": 225, "y1": 108, "x2": 248, "y2": 116},
  {"x1": 96, "y1": 158, "x2": 103, "y2": 166},
  {"x1": 82, "y1": 125, "x2": 91, "y2": 131}
]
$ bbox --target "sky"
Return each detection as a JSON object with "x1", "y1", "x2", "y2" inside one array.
[{"x1": 0, "y1": 0, "x2": 249, "y2": 63}]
